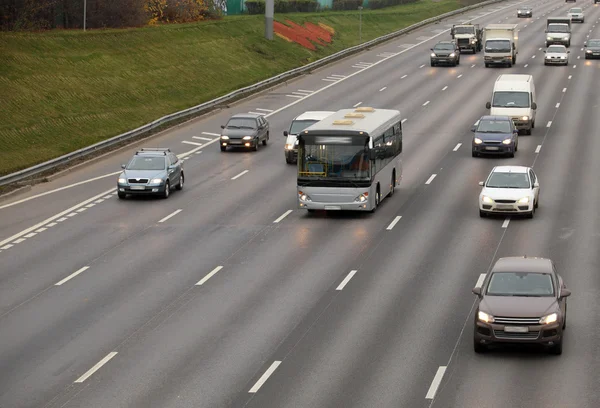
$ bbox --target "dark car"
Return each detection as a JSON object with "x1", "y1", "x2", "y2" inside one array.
[
  {"x1": 430, "y1": 41, "x2": 460, "y2": 66},
  {"x1": 472, "y1": 256, "x2": 570, "y2": 355},
  {"x1": 517, "y1": 6, "x2": 532, "y2": 17},
  {"x1": 584, "y1": 39, "x2": 600, "y2": 59},
  {"x1": 471, "y1": 116, "x2": 518, "y2": 158},
  {"x1": 117, "y1": 148, "x2": 184, "y2": 199},
  {"x1": 220, "y1": 113, "x2": 270, "y2": 152}
]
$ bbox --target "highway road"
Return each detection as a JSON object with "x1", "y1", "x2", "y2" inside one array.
[{"x1": 1, "y1": 0, "x2": 600, "y2": 406}]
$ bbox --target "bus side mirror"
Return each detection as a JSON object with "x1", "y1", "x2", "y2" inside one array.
[
  {"x1": 532, "y1": 102, "x2": 537, "y2": 110},
  {"x1": 283, "y1": 130, "x2": 289, "y2": 136}
]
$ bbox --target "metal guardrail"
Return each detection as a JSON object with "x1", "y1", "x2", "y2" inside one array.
[{"x1": 0, "y1": 0, "x2": 506, "y2": 187}]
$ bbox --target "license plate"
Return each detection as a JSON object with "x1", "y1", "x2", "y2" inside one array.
[
  {"x1": 504, "y1": 326, "x2": 529, "y2": 333},
  {"x1": 594, "y1": 53, "x2": 600, "y2": 55},
  {"x1": 497, "y1": 204, "x2": 513, "y2": 209},
  {"x1": 324, "y1": 205, "x2": 342, "y2": 210},
  {"x1": 486, "y1": 146, "x2": 499, "y2": 151},
  {"x1": 130, "y1": 186, "x2": 145, "y2": 190}
]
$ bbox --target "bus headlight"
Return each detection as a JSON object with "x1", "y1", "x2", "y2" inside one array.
[
  {"x1": 354, "y1": 193, "x2": 369, "y2": 202},
  {"x1": 298, "y1": 191, "x2": 312, "y2": 201}
]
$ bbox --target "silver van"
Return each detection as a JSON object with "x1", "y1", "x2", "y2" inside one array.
[{"x1": 284, "y1": 111, "x2": 335, "y2": 164}]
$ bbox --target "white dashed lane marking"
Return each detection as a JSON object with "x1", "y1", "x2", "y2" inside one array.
[{"x1": 453, "y1": 143, "x2": 462, "y2": 151}]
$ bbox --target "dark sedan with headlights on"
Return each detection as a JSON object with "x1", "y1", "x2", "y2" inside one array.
[
  {"x1": 220, "y1": 113, "x2": 270, "y2": 152},
  {"x1": 517, "y1": 6, "x2": 532, "y2": 17},
  {"x1": 584, "y1": 39, "x2": 600, "y2": 59},
  {"x1": 471, "y1": 115, "x2": 518, "y2": 158},
  {"x1": 472, "y1": 256, "x2": 570, "y2": 355},
  {"x1": 430, "y1": 41, "x2": 460, "y2": 66}
]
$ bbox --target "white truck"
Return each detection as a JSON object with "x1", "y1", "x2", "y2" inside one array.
[
  {"x1": 545, "y1": 17, "x2": 571, "y2": 47},
  {"x1": 483, "y1": 24, "x2": 518, "y2": 68}
]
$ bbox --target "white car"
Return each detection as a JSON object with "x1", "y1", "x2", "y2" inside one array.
[
  {"x1": 479, "y1": 166, "x2": 540, "y2": 218},
  {"x1": 567, "y1": 7, "x2": 584, "y2": 23},
  {"x1": 544, "y1": 45, "x2": 570, "y2": 66}
]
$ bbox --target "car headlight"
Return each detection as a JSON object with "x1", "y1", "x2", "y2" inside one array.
[
  {"x1": 561, "y1": 56, "x2": 566, "y2": 59},
  {"x1": 298, "y1": 191, "x2": 312, "y2": 202},
  {"x1": 502, "y1": 139, "x2": 512, "y2": 145},
  {"x1": 478, "y1": 311, "x2": 494, "y2": 323},
  {"x1": 517, "y1": 196, "x2": 530, "y2": 204},
  {"x1": 481, "y1": 195, "x2": 493, "y2": 204},
  {"x1": 243, "y1": 136, "x2": 253, "y2": 140},
  {"x1": 586, "y1": 49, "x2": 593, "y2": 53},
  {"x1": 471, "y1": 39, "x2": 477, "y2": 43},
  {"x1": 150, "y1": 178, "x2": 163, "y2": 184},
  {"x1": 431, "y1": 53, "x2": 436, "y2": 57},
  {"x1": 221, "y1": 135, "x2": 229, "y2": 140},
  {"x1": 449, "y1": 53, "x2": 456, "y2": 57},
  {"x1": 521, "y1": 116, "x2": 529, "y2": 121},
  {"x1": 354, "y1": 193, "x2": 369, "y2": 202},
  {"x1": 118, "y1": 178, "x2": 127, "y2": 184},
  {"x1": 474, "y1": 137, "x2": 483, "y2": 145},
  {"x1": 285, "y1": 144, "x2": 294, "y2": 150},
  {"x1": 539, "y1": 313, "x2": 558, "y2": 325},
  {"x1": 547, "y1": 36, "x2": 552, "y2": 40}
]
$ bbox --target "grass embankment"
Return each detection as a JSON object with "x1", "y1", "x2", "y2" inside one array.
[{"x1": 0, "y1": 0, "x2": 469, "y2": 177}]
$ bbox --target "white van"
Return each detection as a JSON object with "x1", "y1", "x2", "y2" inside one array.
[
  {"x1": 283, "y1": 111, "x2": 335, "y2": 164},
  {"x1": 485, "y1": 74, "x2": 537, "y2": 134}
]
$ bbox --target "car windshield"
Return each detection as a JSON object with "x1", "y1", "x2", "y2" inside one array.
[
  {"x1": 434, "y1": 44, "x2": 454, "y2": 51},
  {"x1": 486, "y1": 171, "x2": 530, "y2": 188},
  {"x1": 127, "y1": 156, "x2": 165, "y2": 170},
  {"x1": 290, "y1": 120, "x2": 319, "y2": 135},
  {"x1": 548, "y1": 24, "x2": 569, "y2": 33},
  {"x1": 226, "y1": 118, "x2": 257, "y2": 130},
  {"x1": 453, "y1": 27, "x2": 474, "y2": 34},
  {"x1": 298, "y1": 135, "x2": 370, "y2": 180},
  {"x1": 519, "y1": 6, "x2": 531, "y2": 10},
  {"x1": 569, "y1": 8, "x2": 582, "y2": 13},
  {"x1": 587, "y1": 40, "x2": 600, "y2": 47},
  {"x1": 547, "y1": 46, "x2": 566, "y2": 53},
  {"x1": 492, "y1": 91, "x2": 530, "y2": 108},
  {"x1": 485, "y1": 40, "x2": 511, "y2": 52},
  {"x1": 477, "y1": 120, "x2": 511, "y2": 133},
  {"x1": 487, "y1": 272, "x2": 555, "y2": 297}
]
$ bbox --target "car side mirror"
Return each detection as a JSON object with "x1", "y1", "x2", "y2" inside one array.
[
  {"x1": 283, "y1": 130, "x2": 289, "y2": 136},
  {"x1": 567, "y1": 50, "x2": 570, "y2": 53},
  {"x1": 534, "y1": 181, "x2": 539, "y2": 188},
  {"x1": 513, "y1": 129, "x2": 519, "y2": 134},
  {"x1": 221, "y1": 125, "x2": 225, "y2": 129},
  {"x1": 544, "y1": 29, "x2": 548, "y2": 33},
  {"x1": 485, "y1": 102, "x2": 491, "y2": 109},
  {"x1": 168, "y1": 165, "x2": 175, "y2": 170},
  {"x1": 543, "y1": 50, "x2": 546, "y2": 53},
  {"x1": 531, "y1": 102, "x2": 537, "y2": 110},
  {"x1": 121, "y1": 164, "x2": 127, "y2": 169},
  {"x1": 470, "y1": 126, "x2": 476, "y2": 132},
  {"x1": 472, "y1": 287, "x2": 482, "y2": 296},
  {"x1": 478, "y1": 181, "x2": 484, "y2": 186},
  {"x1": 584, "y1": 43, "x2": 587, "y2": 47},
  {"x1": 560, "y1": 288, "x2": 571, "y2": 298}
]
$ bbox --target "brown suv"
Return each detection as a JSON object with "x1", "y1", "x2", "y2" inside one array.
[{"x1": 472, "y1": 256, "x2": 571, "y2": 354}]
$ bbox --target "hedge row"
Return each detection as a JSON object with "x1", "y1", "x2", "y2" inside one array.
[{"x1": 244, "y1": 0, "x2": 419, "y2": 14}]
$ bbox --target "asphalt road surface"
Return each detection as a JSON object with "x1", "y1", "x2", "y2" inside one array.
[{"x1": 2, "y1": 0, "x2": 600, "y2": 407}]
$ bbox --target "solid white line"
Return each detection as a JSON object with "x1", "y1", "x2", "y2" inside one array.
[
  {"x1": 425, "y1": 174, "x2": 437, "y2": 185},
  {"x1": 297, "y1": 90, "x2": 313, "y2": 93},
  {"x1": 255, "y1": 108, "x2": 274, "y2": 112},
  {"x1": 158, "y1": 209, "x2": 182, "y2": 223},
  {"x1": 423, "y1": 101, "x2": 430, "y2": 106},
  {"x1": 273, "y1": 210, "x2": 293, "y2": 223},
  {"x1": 555, "y1": 103, "x2": 560, "y2": 108},
  {"x1": 336, "y1": 270, "x2": 358, "y2": 290},
  {"x1": 425, "y1": 366, "x2": 447, "y2": 399},
  {"x1": 386, "y1": 216, "x2": 402, "y2": 231},
  {"x1": 524, "y1": 64, "x2": 528, "y2": 68},
  {"x1": 401, "y1": 74, "x2": 408, "y2": 79},
  {"x1": 193, "y1": 136, "x2": 212, "y2": 141},
  {"x1": 419, "y1": 64, "x2": 425, "y2": 68},
  {"x1": 457, "y1": 74, "x2": 463, "y2": 78},
  {"x1": 442, "y1": 86, "x2": 448, "y2": 91},
  {"x1": 401, "y1": 118, "x2": 408, "y2": 124},
  {"x1": 562, "y1": 88, "x2": 567, "y2": 93},
  {"x1": 201, "y1": 132, "x2": 221, "y2": 137},
  {"x1": 248, "y1": 361, "x2": 281, "y2": 393},
  {"x1": 55, "y1": 266, "x2": 90, "y2": 286},
  {"x1": 74, "y1": 352, "x2": 118, "y2": 383},
  {"x1": 354, "y1": 102, "x2": 363, "y2": 107},
  {"x1": 181, "y1": 141, "x2": 203, "y2": 146},
  {"x1": 196, "y1": 265, "x2": 224, "y2": 286},
  {"x1": 379, "y1": 87, "x2": 387, "y2": 92},
  {"x1": 0, "y1": 188, "x2": 115, "y2": 248},
  {"x1": 475, "y1": 273, "x2": 486, "y2": 288},
  {"x1": 453, "y1": 143, "x2": 462, "y2": 151},
  {"x1": 546, "y1": 121, "x2": 552, "y2": 127},
  {"x1": 502, "y1": 218, "x2": 510, "y2": 228},
  {"x1": 231, "y1": 170, "x2": 249, "y2": 180},
  {"x1": 535, "y1": 145, "x2": 542, "y2": 153}
]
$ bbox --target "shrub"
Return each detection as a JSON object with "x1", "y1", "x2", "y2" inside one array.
[
  {"x1": 245, "y1": 0, "x2": 266, "y2": 14},
  {"x1": 332, "y1": 0, "x2": 363, "y2": 11},
  {"x1": 246, "y1": 0, "x2": 318, "y2": 14}
]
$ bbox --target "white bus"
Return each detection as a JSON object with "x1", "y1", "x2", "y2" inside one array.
[{"x1": 296, "y1": 107, "x2": 403, "y2": 212}]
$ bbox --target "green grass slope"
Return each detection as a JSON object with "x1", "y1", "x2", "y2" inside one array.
[{"x1": 0, "y1": 0, "x2": 468, "y2": 176}]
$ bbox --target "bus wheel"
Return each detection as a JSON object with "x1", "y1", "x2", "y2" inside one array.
[
  {"x1": 371, "y1": 186, "x2": 380, "y2": 213},
  {"x1": 389, "y1": 172, "x2": 395, "y2": 197}
]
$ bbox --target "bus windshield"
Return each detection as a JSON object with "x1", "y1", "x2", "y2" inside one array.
[{"x1": 298, "y1": 135, "x2": 370, "y2": 180}]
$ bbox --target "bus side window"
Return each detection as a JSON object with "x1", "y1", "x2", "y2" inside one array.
[{"x1": 394, "y1": 122, "x2": 402, "y2": 154}]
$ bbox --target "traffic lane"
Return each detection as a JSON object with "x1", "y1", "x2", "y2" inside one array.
[
  {"x1": 239, "y1": 131, "x2": 531, "y2": 408},
  {"x1": 53, "y1": 208, "x2": 398, "y2": 408},
  {"x1": 430, "y1": 58, "x2": 600, "y2": 407}
]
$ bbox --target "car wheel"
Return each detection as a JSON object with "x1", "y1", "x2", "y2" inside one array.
[
  {"x1": 262, "y1": 133, "x2": 268, "y2": 146},
  {"x1": 176, "y1": 172, "x2": 184, "y2": 190},
  {"x1": 430, "y1": 61, "x2": 435, "y2": 67},
  {"x1": 162, "y1": 181, "x2": 170, "y2": 199},
  {"x1": 220, "y1": 146, "x2": 226, "y2": 152},
  {"x1": 535, "y1": 197, "x2": 539, "y2": 209},
  {"x1": 479, "y1": 210, "x2": 486, "y2": 218},
  {"x1": 472, "y1": 151, "x2": 478, "y2": 157},
  {"x1": 526, "y1": 206, "x2": 534, "y2": 219},
  {"x1": 563, "y1": 303, "x2": 567, "y2": 329},
  {"x1": 549, "y1": 340, "x2": 563, "y2": 355},
  {"x1": 285, "y1": 158, "x2": 292, "y2": 164},
  {"x1": 118, "y1": 192, "x2": 126, "y2": 199},
  {"x1": 515, "y1": 142, "x2": 518, "y2": 152},
  {"x1": 474, "y1": 339, "x2": 487, "y2": 353},
  {"x1": 525, "y1": 128, "x2": 532, "y2": 135},
  {"x1": 508, "y1": 151, "x2": 515, "y2": 158},
  {"x1": 253, "y1": 139, "x2": 259, "y2": 151},
  {"x1": 532, "y1": 120, "x2": 535, "y2": 129},
  {"x1": 485, "y1": 63, "x2": 489, "y2": 68}
]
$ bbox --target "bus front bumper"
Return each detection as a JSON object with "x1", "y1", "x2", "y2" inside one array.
[{"x1": 298, "y1": 201, "x2": 371, "y2": 211}]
